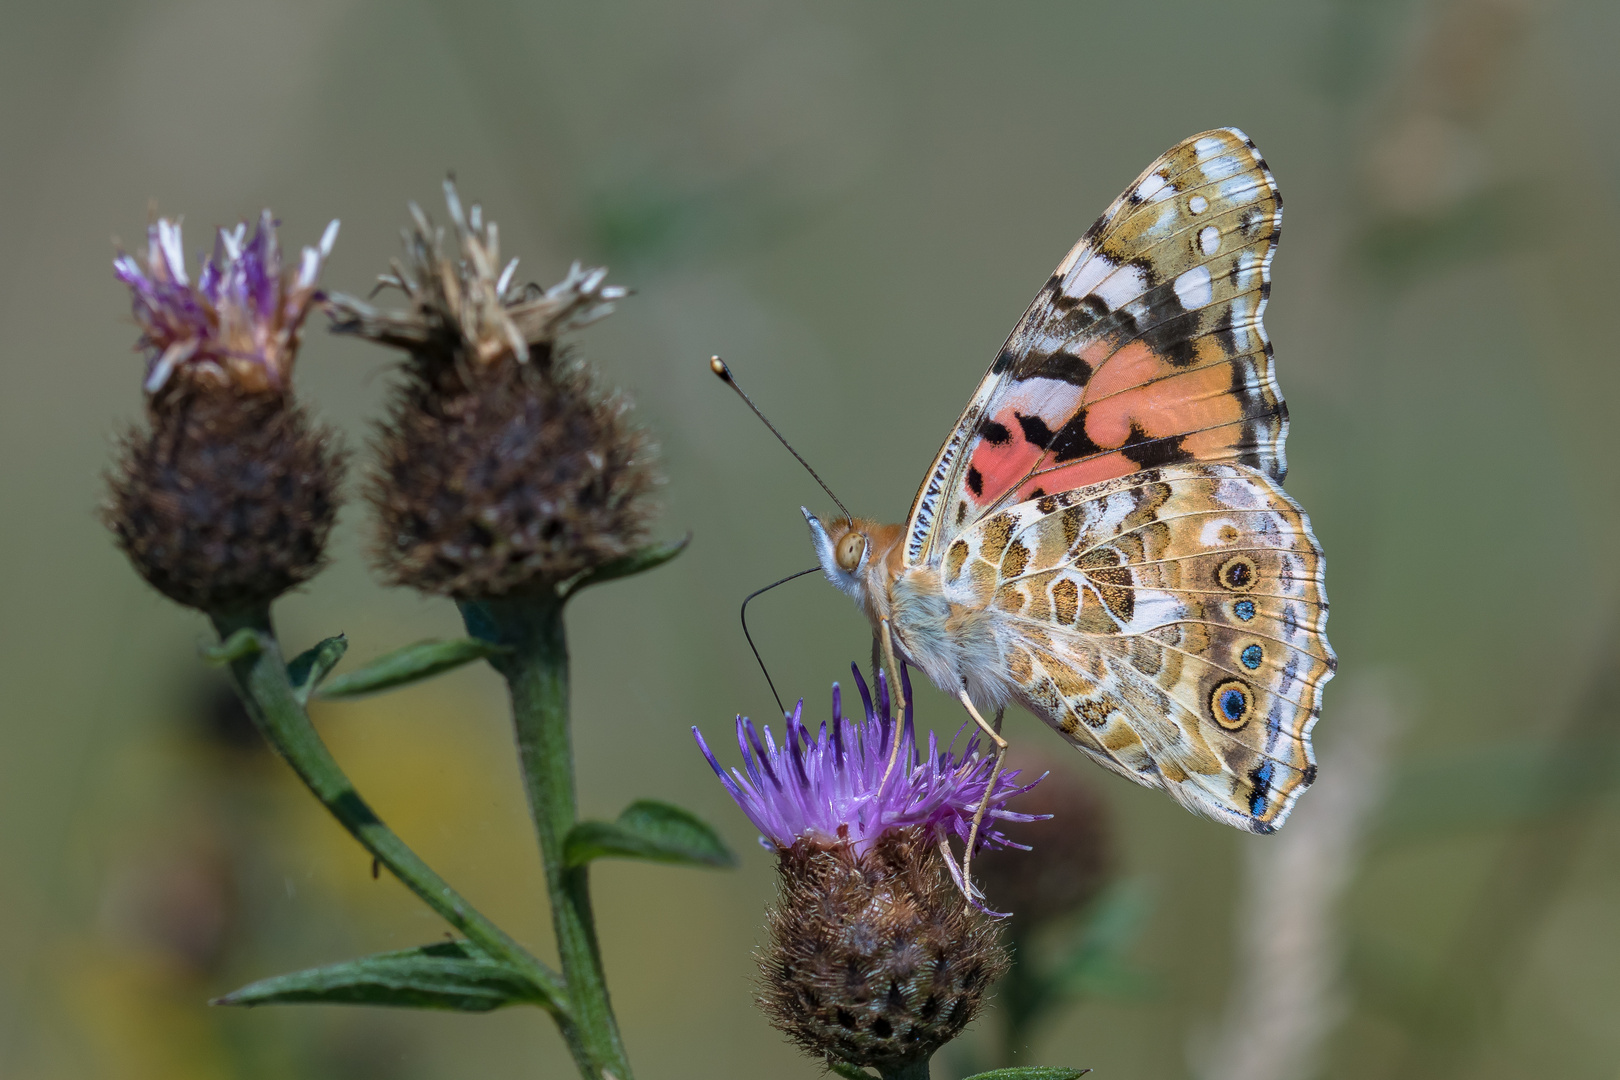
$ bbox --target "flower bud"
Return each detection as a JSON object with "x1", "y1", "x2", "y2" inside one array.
[
  {"x1": 328, "y1": 182, "x2": 656, "y2": 599},
  {"x1": 105, "y1": 213, "x2": 344, "y2": 612}
]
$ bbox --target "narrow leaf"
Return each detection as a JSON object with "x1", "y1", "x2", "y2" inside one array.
[
  {"x1": 563, "y1": 534, "x2": 690, "y2": 598},
  {"x1": 202, "y1": 627, "x2": 262, "y2": 666},
  {"x1": 827, "y1": 1064, "x2": 877, "y2": 1080},
  {"x1": 214, "y1": 941, "x2": 547, "y2": 1012},
  {"x1": 960, "y1": 1069, "x2": 1091, "y2": 1080},
  {"x1": 288, "y1": 635, "x2": 348, "y2": 705},
  {"x1": 563, "y1": 798, "x2": 737, "y2": 869},
  {"x1": 319, "y1": 638, "x2": 510, "y2": 700}
]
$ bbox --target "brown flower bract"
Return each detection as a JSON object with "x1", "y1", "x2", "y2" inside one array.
[
  {"x1": 106, "y1": 391, "x2": 344, "y2": 612},
  {"x1": 367, "y1": 345, "x2": 655, "y2": 598},
  {"x1": 761, "y1": 827, "x2": 1009, "y2": 1070}
]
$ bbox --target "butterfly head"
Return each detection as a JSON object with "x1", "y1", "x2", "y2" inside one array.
[{"x1": 803, "y1": 508, "x2": 901, "y2": 605}]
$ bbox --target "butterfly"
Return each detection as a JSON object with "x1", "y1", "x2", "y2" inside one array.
[{"x1": 804, "y1": 128, "x2": 1334, "y2": 839}]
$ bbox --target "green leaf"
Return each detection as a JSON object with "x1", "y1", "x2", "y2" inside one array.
[
  {"x1": 562, "y1": 534, "x2": 690, "y2": 598},
  {"x1": 214, "y1": 941, "x2": 549, "y2": 1012},
  {"x1": 826, "y1": 1064, "x2": 877, "y2": 1080},
  {"x1": 318, "y1": 638, "x2": 511, "y2": 700},
  {"x1": 563, "y1": 799, "x2": 737, "y2": 869},
  {"x1": 287, "y1": 635, "x2": 348, "y2": 705},
  {"x1": 201, "y1": 627, "x2": 262, "y2": 666},
  {"x1": 960, "y1": 1069, "x2": 1091, "y2": 1079}
]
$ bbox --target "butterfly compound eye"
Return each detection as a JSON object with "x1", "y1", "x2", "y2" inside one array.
[{"x1": 836, "y1": 532, "x2": 867, "y2": 572}]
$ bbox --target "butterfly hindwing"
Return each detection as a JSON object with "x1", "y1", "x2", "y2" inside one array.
[
  {"x1": 905, "y1": 128, "x2": 1285, "y2": 568},
  {"x1": 939, "y1": 463, "x2": 1332, "y2": 832}
]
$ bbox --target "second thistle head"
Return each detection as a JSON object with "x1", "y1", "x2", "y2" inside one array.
[
  {"x1": 695, "y1": 665, "x2": 1041, "y2": 1071},
  {"x1": 328, "y1": 181, "x2": 657, "y2": 599},
  {"x1": 105, "y1": 212, "x2": 345, "y2": 614}
]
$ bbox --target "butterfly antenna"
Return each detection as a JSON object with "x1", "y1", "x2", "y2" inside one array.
[
  {"x1": 741, "y1": 566, "x2": 821, "y2": 715},
  {"x1": 710, "y1": 356, "x2": 854, "y2": 526}
]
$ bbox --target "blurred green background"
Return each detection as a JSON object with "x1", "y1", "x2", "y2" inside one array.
[{"x1": 4, "y1": 0, "x2": 1620, "y2": 1077}]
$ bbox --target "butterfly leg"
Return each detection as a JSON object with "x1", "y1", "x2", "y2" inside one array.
[
  {"x1": 957, "y1": 690, "x2": 1009, "y2": 901},
  {"x1": 878, "y1": 618, "x2": 908, "y2": 784}
]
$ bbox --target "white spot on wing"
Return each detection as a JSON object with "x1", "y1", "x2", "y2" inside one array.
[
  {"x1": 1188, "y1": 194, "x2": 1209, "y2": 214},
  {"x1": 1233, "y1": 251, "x2": 1259, "y2": 291},
  {"x1": 1200, "y1": 517, "x2": 1241, "y2": 547},
  {"x1": 1218, "y1": 175, "x2": 1264, "y2": 204},
  {"x1": 1173, "y1": 265, "x2": 1213, "y2": 310},
  {"x1": 1194, "y1": 136, "x2": 1228, "y2": 161},
  {"x1": 1198, "y1": 155, "x2": 1244, "y2": 182},
  {"x1": 1135, "y1": 171, "x2": 1169, "y2": 202},
  {"x1": 1198, "y1": 226, "x2": 1221, "y2": 255},
  {"x1": 999, "y1": 377, "x2": 1084, "y2": 427},
  {"x1": 1063, "y1": 253, "x2": 1116, "y2": 300},
  {"x1": 1091, "y1": 261, "x2": 1148, "y2": 310}
]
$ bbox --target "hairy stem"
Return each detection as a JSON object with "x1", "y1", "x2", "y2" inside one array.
[
  {"x1": 209, "y1": 607, "x2": 577, "y2": 1039},
  {"x1": 463, "y1": 595, "x2": 631, "y2": 1080}
]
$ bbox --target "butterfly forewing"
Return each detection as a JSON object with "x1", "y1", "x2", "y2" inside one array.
[{"x1": 905, "y1": 128, "x2": 1285, "y2": 568}]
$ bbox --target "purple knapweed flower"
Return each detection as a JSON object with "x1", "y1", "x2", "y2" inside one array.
[
  {"x1": 694, "y1": 663, "x2": 1042, "y2": 861},
  {"x1": 114, "y1": 211, "x2": 338, "y2": 395},
  {"x1": 704, "y1": 664, "x2": 1038, "y2": 1068}
]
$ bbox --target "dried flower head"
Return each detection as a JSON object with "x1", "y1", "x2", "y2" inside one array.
[
  {"x1": 115, "y1": 212, "x2": 337, "y2": 396},
  {"x1": 696, "y1": 666, "x2": 1036, "y2": 1070},
  {"x1": 105, "y1": 211, "x2": 345, "y2": 613},
  {"x1": 327, "y1": 181, "x2": 624, "y2": 375},
  {"x1": 328, "y1": 182, "x2": 657, "y2": 598}
]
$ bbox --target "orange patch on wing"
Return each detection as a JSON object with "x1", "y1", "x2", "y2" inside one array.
[
  {"x1": 1083, "y1": 340, "x2": 1166, "y2": 400},
  {"x1": 1016, "y1": 452, "x2": 1135, "y2": 499},
  {"x1": 1084, "y1": 362, "x2": 1243, "y2": 446},
  {"x1": 1179, "y1": 423, "x2": 1249, "y2": 460}
]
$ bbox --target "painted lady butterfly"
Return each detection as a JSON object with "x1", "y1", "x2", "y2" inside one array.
[{"x1": 804, "y1": 128, "x2": 1334, "y2": 842}]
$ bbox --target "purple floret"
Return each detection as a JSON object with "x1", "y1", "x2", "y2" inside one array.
[
  {"x1": 695, "y1": 664, "x2": 1042, "y2": 857},
  {"x1": 114, "y1": 211, "x2": 338, "y2": 394}
]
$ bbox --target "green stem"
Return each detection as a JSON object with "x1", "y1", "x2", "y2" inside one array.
[
  {"x1": 878, "y1": 1060, "x2": 931, "y2": 1080},
  {"x1": 208, "y1": 608, "x2": 577, "y2": 1039},
  {"x1": 463, "y1": 594, "x2": 631, "y2": 1080}
]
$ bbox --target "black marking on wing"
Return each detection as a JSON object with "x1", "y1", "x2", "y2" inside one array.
[
  {"x1": 1016, "y1": 347, "x2": 1094, "y2": 386},
  {"x1": 1210, "y1": 306, "x2": 1238, "y2": 354},
  {"x1": 1050, "y1": 410, "x2": 1105, "y2": 462},
  {"x1": 1015, "y1": 413, "x2": 1054, "y2": 450},
  {"x1": 1118, "y1": 425, "x2": 1193, "y2": 468}
]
